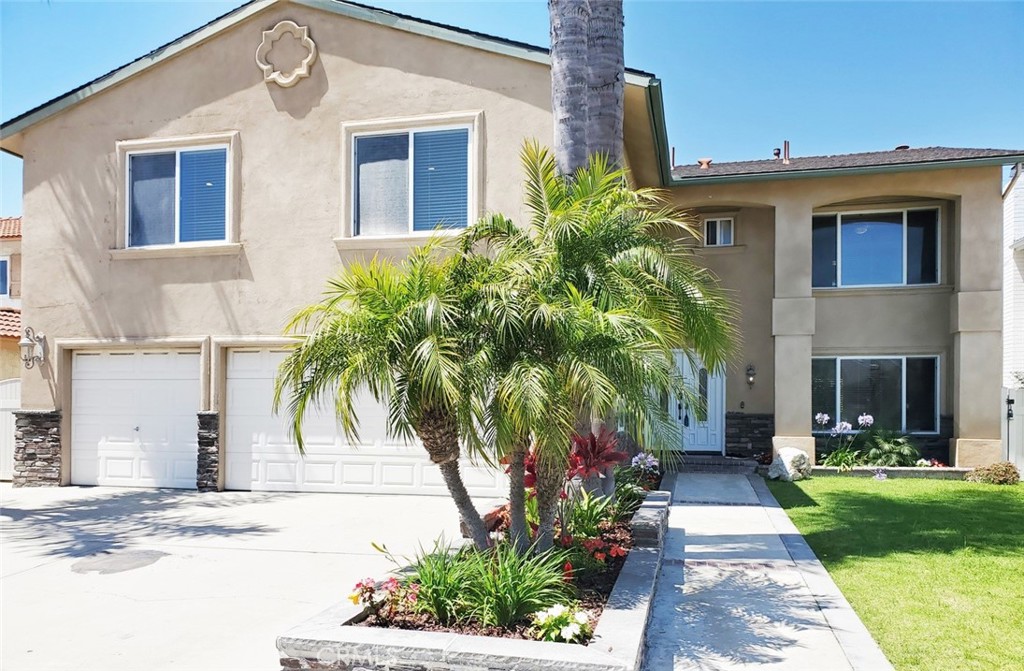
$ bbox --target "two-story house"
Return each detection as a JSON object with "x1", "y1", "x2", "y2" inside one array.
[{"x1": 1, "y1": 0, "x2": 1020, "y2": 491}]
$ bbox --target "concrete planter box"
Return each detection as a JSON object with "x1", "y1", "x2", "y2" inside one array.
[
  {"x1": 810, "y1": 466, "x2": 972, "y2": 480},
  {"x1": 277, "y1": 491, "x2": 671, "y2": 671}
]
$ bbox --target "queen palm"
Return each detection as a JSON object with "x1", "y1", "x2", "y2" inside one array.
[
  {"x1": 273, "y1": 244, "x2": 492, "y2": 550},
  {"x1": 462, "y1": 142, "x2": 737, "y2": 550}
]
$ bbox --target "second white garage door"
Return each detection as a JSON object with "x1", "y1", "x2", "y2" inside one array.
[
  {"x1": 71, "y1": 350, "x2": 200, "y2": 489},
  {"x1": 225, "y1": 349, "x2": 506, "y2": 496}
]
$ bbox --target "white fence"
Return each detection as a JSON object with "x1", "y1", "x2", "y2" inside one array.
[
  {"x1": 0, "y1": 378, "x2": 21, "y2": 480},
  {"x1": 1004, "y1": 388, "x2": 1024, "y2": 470}
]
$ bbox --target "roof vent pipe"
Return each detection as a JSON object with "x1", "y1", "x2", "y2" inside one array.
[
  {"x1": 895, "y1": 144, "x2": 910, "y2": 151},
  {"x1": 672, "y1": 146, "x2": 676, "y2": 167},
  {"x1": 783, "y1": 140, "x2": 790, "y2": 165},
  {"x1": 697, "y1": 157, "x2": 712, "y2": 170},
  {"x1": 773, "y1": 148, "x2": 781, "y2": 160}
]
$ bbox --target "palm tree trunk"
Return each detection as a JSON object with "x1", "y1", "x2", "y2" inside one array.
[
  {"x1": 549, "y1": 0, "x2": 590, "y2": 175},
  {"x1": 534, "y1": 451, "x2": 566, "y2": 551},
  {"x1": 417, "y1": 409, "x2": 490, "y2": 550},
  {"x1": 585, "y1": 0, "x2": 624, "y2": 167},
  {"x1": 507, "y1": 440, "x2": 529, "y2": 553}
]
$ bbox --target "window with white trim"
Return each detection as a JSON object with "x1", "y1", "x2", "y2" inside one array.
[
  {"x1": 812, "y1": 208, "x2": 939, "y2": 287},
  {"x1": 811, "y1": 355, "x2": 939, "y2": 433},
  {"x1": 127, "y1": 146, "x2": 229, "y2": 247},
  {"x1": 353, "y1": 126, "x2": 470, "y2": 236},
  {"x1": 703, "y1": 217, "x2": 733, "y2": 247}
]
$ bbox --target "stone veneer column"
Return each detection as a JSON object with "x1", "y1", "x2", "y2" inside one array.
[
  {"x1": 12, "y1": 410, "x2": 62, "y2": 487},
  {"x1": 197, "y1": 411, "x2": 220, "y2": 492},
  {"x1": 771, "y1": 200, "x2": 817, "y2": 463}
]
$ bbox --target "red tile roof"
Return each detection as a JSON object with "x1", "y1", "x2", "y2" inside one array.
[
  {"x1": 0, "y1": 217, "x2": 21, "y2": 239},
  {"x1": 0, "y1": 308, "x2": 21, "y2": 338}
]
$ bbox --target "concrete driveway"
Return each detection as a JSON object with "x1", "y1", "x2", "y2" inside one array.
[{"x1": 1, "y1": 483, "x2": 496, "y2": 671}]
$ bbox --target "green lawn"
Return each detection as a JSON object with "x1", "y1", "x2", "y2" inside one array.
[{"x1": 766, "y1": 477, "x2": 1024, "y2": 671}]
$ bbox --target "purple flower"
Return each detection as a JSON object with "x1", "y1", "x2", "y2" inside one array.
[
  {"x1": 814, "y1": 412, "x2": 830, "y2": 426},
  {"x1": 858, "y1": 413, "x2": 874, "y2": 428},
  {"x1": 831, "y1": 421, "x2": 853, "y2": 436}
]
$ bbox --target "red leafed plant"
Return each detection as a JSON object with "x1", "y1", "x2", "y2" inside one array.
[{"x1": 568, "y1": 428, "x2": 628, "y2": 480}]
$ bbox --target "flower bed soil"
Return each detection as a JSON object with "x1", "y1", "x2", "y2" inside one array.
[{"x1": 353, "y1": 520, "x2": 634, "y2": 642}]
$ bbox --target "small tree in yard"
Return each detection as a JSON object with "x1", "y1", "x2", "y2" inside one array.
[
  {"x1": 462, "y1": 143, "x2": 736, "y2": 551},
  {"x1": 273, "y1": 245, "x2": 493, "y2": 550}
]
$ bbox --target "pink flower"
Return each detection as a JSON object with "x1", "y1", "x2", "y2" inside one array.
[
  {"x1": 407, "y1": 583, "x2": 420, "y2": 603},
  {"x1": 382, "y1": 577, "x2": 400, "y2": 593}
]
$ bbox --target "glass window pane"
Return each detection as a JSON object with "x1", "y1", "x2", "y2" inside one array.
[
  {"x1": 0, "y1": 259, "x2": 8, "y2": 296},
  {"x1": 840, "y1": 359, "x2": 902, "y2": 430},
  {"x1": 719, "y1": 220, "x2": 733, "y2": 245},
  {"x1": 129, "y1": 152, "x2": 175, "y2": 247},
  {"x1": 355, "y1": 134, "x2": 409, "y2": 236},
  {"x1": 705, "y1": 220, "x2": 717, "y2": 246},
  {"x1": 841, "y1": 212, "x2": 904, "y2": 285},
  {"x1": 179, "y1": 149, "x2": 227, "y2": 242},
  {"x1": 907, "y1": 209, "x2": 938, "y2": 284},
  {"x1": 413, "y1": 128, "x2": 469, "y2": 231},
  {"x1": 812, "y1": 215, "x2": 837, "y2": 288},
  {"x1": 812, "y1": 358, "x2": 837, "y2": 429},
  {"x1": 906, "y1": 357, "x2": 938, "y2": 432}
]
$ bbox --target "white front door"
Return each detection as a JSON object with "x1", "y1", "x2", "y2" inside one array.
[
  {"x1": 71, "y1": 351, "x2": 200, "y2": 488},
  {"x1": 671, "y1": 351, "x2": 725, "y2": 453}
]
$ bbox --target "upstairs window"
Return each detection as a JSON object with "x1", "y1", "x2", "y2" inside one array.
[
  {"x1": 127, "y1": 147, "x2": 228, "y2": 248},
  {"x1": 703, "y1": 218, "x2": 734, "y2": 247},
  {"x1": 0, "y1": 258, "x2": 8, "y2": 296},
  {"x1": 353, "y1": 127, "x2": 470, "y2": 236},
  {"x1": 812, "y1": 208, "x2": 939, "y2": 288}
]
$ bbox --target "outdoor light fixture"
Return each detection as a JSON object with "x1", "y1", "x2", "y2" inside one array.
[
  {"x1": 19, "y1": 327, "x2": 45, "y2": 370},
  {"x1": 746, "y1": 364, "x2": 756, "y2": 388}
]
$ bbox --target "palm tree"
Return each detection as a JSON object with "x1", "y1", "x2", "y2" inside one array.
[
  {"x1": 549, "y1": 0, "x2": 625, "y2": 171},
  {"x1": 586, "y1": 0, "x2": 624, "y2": 166},
  {"x1": 462, "y1": 142, "x2": 737, "y2": 550},
  {"x1": 273, "y1": 245, "x2": 492, "y2": 550},
  {"x1": 549, "y1": 0, "x2": 590, "y2": 174}
]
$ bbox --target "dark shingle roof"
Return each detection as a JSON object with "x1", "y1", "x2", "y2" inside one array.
[{"x1": 672, "y1": 147, "x2": 1024, "y2": 181}]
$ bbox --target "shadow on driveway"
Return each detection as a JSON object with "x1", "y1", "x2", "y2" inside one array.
[{"x1": 1, "y1": 488, "x2": 285, "y2": 558}]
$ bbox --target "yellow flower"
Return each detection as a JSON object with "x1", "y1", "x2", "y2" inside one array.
[{"x1": 348, "y1": 593, "x2": 361, "y2": 605}]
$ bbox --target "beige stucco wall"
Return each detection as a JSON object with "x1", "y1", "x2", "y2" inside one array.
[
  {"x1": 0, "y1": 340, "x2": 20, "y2": 381},
  {"x1": 667, "y1": 165, "x2": 1005, "y2": 458},
  {"x1": 15, "y1": 1, "x2": 567, "y2": 411}
]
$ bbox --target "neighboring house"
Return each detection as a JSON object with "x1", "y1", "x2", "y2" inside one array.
[
  {"x1": 0, "y1": 0, "x2": 1020, "y2": 492},
  {"x1": 0, "y1": 216, "x2": 23, "y2": 379},
  {"x1": 1004, "y1": 164, "x2": 1023, "y2": 389}
]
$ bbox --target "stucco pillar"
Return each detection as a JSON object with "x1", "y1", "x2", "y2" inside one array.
[
  {"x1": 950, "y1": 186, "x2": 1004, "y2": 467},
  {"x1": 771, "y1": 201, "x2": 816, "y2": 463}
]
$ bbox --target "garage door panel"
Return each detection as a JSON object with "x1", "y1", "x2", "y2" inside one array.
[
  {"x1": 72, "y1": 351, "x2": 199, "y2": 489},
  {"x1": 225, "y1": 349, "x2": 506, "y2": 497}
]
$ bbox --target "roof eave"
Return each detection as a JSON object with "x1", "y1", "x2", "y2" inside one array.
[
  {"x1": 0, "y1": 0, "x2": 657, "y2": 149},
  {"x1": 668, "y1": 154, "x2": 1024, "y2": 186}
]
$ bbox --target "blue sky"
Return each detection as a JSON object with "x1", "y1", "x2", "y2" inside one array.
[{"x1": 2, "y1": 0, "x2": 1022, "y2": 216}]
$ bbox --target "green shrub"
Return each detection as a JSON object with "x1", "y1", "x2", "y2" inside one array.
[
  {"x1": 860, "y1": 430, "x2": 920, "y2": 467},
  {"x1": 613, "y1": 478, "x2": 647, "y2": 519},
  {"x1": 822, "y1": 444, "x2": 861, "y2": 471},
  {"x1": 407, "y1": 542, "x2": 472, "y2": 625},
  {"x1": 565, "y1": 489, "x2": 614, "y2": 538},
  {"x1": 966, "y1": 462, "x2": 1021, "y2": 486},
  {"x1": 461, "y1": 542, "x2": 572, "y2": 628}
]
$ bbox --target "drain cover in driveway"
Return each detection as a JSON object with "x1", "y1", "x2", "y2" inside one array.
[{"x1": 71, "y1": 550, "x2": 169, "y2": 575}]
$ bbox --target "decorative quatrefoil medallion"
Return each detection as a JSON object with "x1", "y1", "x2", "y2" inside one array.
[{"x1": 255, "y1": 20, "x2": 317, "y2": 88}]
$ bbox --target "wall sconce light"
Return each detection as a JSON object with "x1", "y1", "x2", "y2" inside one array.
[
  {"x1": 746, "y1": 363, "x2": 756, "y2": 388},
  {"x1": 19, "y1": 327, "x2": 46, "y2": 370}
]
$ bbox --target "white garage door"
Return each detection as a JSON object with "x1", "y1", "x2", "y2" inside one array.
[
  {"x1": 0, "y1": 378, "x2": 20, "y2": 481},
  {"x1": 225, "y1": 349, "x2": 506, "y2": 496},
  {"x1": 71, "y1": 351, "x2": 200, "y2": 489}
]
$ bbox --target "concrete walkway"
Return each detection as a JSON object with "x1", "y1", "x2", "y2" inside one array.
[{"x1": 643, "y1": 473, "x2": 893, "y2": 671}]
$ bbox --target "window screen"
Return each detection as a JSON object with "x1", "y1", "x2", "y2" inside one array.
[
  {"x1": 129, "y1": 152, "x2": 176, "y2": 247},
  {"x1": 354, "y1": 134, "x2": 410, "y2": 236}
]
